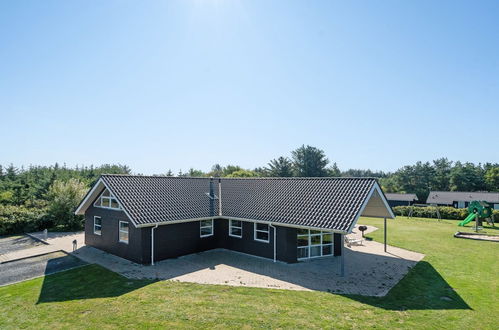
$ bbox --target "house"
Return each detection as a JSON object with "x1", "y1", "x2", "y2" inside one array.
[
  {"x1": 385, "y1": 193, "x2": 418, "y2": 207},
  {"x1": 75, "y1": 175, "x2": 394, "y2": 265},
  {"x1": 426, "y1": 191, "x2": 499, "y2": 209}
]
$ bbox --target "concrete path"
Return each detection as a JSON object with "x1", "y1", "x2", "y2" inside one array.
[
  {"x1": 0, "y1": 232, "x2": 84, "y2": 263},
  {"x1": 64, "y1": 225, "x2": 424, "y2": 297}
]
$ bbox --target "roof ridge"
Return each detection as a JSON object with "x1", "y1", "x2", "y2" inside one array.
[{"x1": 100, "y1": 174, "x2": 377, "y2": 180}]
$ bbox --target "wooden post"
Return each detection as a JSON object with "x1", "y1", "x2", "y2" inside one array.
[{"x1": 384, "y1": 217, "x2": 387, "y2": 252}]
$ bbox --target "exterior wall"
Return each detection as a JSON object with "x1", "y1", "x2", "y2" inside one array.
[
  {"x1": 84, "y1": 209, "x2": 339, "y2": 265},
  {"x1": 84, "y1": 204, "x2": 144, "y2": 263},
  {"x1": 388, "y1": 200, "x2": 413, "y2": 208},
  {"x1": 333, "y1": 233, "x2": 342, "y2": 256},
  {"x1": 145, "y1": 219, "x2": 298, "y2": 264}
]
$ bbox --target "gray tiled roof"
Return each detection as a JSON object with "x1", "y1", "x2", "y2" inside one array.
[
  {"x1": 385, "y1": 193, "x2": 418, "y2": 202},
  {"x1": 98, "y1": 175, "x2": 379, "y2": 232},
  {"x1": 426, "y1": 191, "x2": 499, "y2": 204}
]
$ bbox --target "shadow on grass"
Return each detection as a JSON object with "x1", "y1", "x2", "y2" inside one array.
[
  {"x1": 341, "y1": 261, "x2": 472, "y2": 311},
  {"x1": 37, "y1": 263, "x2": 155, "y2": 304}
]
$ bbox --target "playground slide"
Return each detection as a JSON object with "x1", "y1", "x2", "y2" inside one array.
[{"x1": 458, "y1": 213, "x2": 477, "y2": 226}]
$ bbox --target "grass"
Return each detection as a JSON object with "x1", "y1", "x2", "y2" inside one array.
[{"x1": 0, "y1": 217, "x2": 497, "y2": 329}]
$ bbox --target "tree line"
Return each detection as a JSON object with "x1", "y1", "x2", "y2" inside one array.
[{"x1": 0, "y1": 145, "x2": 498, "y2": 235}]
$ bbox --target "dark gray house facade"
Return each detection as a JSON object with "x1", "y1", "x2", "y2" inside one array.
[
  {"x1": 76, "y1": 175, "x2": 394, "y2": 265},
  {"x1": 426, "y1": 191, "x2": 499, "y2": 209},
  {"x1": 385, "y1": 193, "x2": 418, "y2": 207}
]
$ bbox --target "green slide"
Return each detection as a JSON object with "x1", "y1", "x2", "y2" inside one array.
[{"x1": 458, "y1": 213, "x2": 476, "y2": 226}]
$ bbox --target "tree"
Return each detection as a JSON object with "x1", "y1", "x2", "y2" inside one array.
[
  {"x1": 47, "y1": 179, "x2": 87, "y2": 229},
  {"x1": 327, "y1": 163, "x2": 341, "y2": 177},
  {"x1": 392, "y1": 161, "x2": 435, "y2": 201},
  {"x1": 484, "y1": 166, "x2": 499, "y2": 191},
  {"x1": 226, "y1": 169, "x2": 259, "y2": 178},
  {"x1": 432, "y1": 158, "x2": 452, "y2": 191},
  {"x1": 450, "y1": 162, "x2": 484, "y2": 191},
  {"x1": 291, "y1": 145, "x2": 329, "y2": 177},
  {"x1": 267, "y1": 157, "x2": 293, "y2": 177},
  {"x1": 187, "y1": 168, "x2": 206, "y2": 177},
  {"x1": 209, "y1": 164, "x2": 223, "y2": 177}
]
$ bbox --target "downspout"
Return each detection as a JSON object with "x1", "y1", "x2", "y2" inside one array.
[
  {"x1": 269, "y1": 223, "x2": 276, "y2": 262},
  {"x1": 218, "y1": 178, "x2": 222, "y2": 216},
  {"x1": 151, "y1": 224, "x2": 158, "y2": 266}
]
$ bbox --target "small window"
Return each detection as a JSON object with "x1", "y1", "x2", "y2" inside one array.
[
  {"x1": 254, "y1": 223, "x2": 269, "y2": 243},
  {"x1": 94, "y1": 188, "x2": 121, "y2": 210},
  {"x1": 93, "y1": 216, "x2": 102, "y2": 235},
  {"x1": 119, "y1": 221, "x2": 129, "y2": 243},
  {"x1": 229, "y1": 220, "x2": 242, "y2": 238},
  {"x1": 200, "y1": 219, "x2": 213, "y2": 237}
]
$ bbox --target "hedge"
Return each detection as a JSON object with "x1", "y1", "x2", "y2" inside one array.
[
  {"x1": 0, "y1": 204, "x2": 51, "y2": 236},
  {"x1": 393, "y1": 205, "x2": 499, "y2": 222}
]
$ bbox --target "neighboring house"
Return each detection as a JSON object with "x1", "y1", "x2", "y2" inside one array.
[
  {"x1": 75, "y1": 175, "x2": 394, "y2": 265},
  {"x1": 385, "y1": 193, "x2": 418, "y2": 207},
  {"x1": 426, "y1": 191, "x2": 499, "y2": 209}
]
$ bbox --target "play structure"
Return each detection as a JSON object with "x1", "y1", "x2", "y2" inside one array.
[{"x1": 458, "y1": 201, "x2": 494, "y2": 230}]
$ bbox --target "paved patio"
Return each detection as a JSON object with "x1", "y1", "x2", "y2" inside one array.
[{"x1": 26, "y1": 225, "x2": 424, "y2": 296}]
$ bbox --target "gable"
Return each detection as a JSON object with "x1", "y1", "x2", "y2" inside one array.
[{"x1": 75, "y1": 175, "x2": 395, "y2": 234}]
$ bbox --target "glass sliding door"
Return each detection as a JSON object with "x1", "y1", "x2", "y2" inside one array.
[{"x1": 296, "y1": 229, "x2": 334, "y2": 260}]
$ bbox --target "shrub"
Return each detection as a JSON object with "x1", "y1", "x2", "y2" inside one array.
[
  {"x1": 47, "y1": 179, "x2": 87, "y2": 230},
  {"x1": 393, "y1": 206, "x2": 499, "y2": 222},
  {"x1": 0, "y1": 204, "x2": 49, "y2": 236}
]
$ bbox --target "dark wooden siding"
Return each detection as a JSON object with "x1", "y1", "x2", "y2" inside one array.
[
  {"x1": 84, "y1": 204, "x2": 144, "y2": 263},
  {"x1": 145, "y1": 219, "x2": 298, "y2": 264},
  {"x1": 387, "y1": 200, "x2": 413, "y2": 207}
]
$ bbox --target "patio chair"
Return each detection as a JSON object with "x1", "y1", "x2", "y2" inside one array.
[{"x1": 344, "y1": 236, "x2": 363, "y2": 247}]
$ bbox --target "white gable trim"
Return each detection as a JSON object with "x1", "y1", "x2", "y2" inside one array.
[
  {"x1": 345, "y1": 182, "x2": 395, "y2": 234},
  {"x1": 74, "y1": 178, "x2": 138, "y2": 227}
]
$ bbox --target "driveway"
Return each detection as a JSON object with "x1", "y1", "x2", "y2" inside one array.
[
  {"x1": 0, "y1": 251, "x2": 87, "y2": 287},
  {"x1": 0, "y1": 235, "x2": 43, "y2": 255}
]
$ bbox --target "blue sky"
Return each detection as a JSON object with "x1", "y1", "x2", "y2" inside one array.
[{"x1": 1, "y1": 0, "x2": 498, "y2": 174}]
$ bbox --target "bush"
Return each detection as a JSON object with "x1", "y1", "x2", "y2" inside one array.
[
  {"x1": 47, "y1": 179, "x2": 87, "y2": 230},
  {"x1": 0, "y1": 204, "x2": 49, "y2": 236},
  {"x1": 393, "y1": 206, "x2": 499, "y2": 222}
]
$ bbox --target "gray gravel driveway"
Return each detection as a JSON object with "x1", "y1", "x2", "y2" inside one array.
[
  {"x1": 0, "y1": 251, "x2": 87, "y2": 287},
  {"x1": 0, "y1": 235, "x2": 43, "y2": 254}
]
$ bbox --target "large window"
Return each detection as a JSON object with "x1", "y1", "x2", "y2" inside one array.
[
  {"x1": 93, "y1": 216, "x2": 102, "y2": 235},
  {"x1": 94, "y1": 188, "x2": 121, "y2": 210},
  {"x1": 254, "y1": 223, "x2": 270, "y2": 243},
  {"x1": 229, "y1": 220, "x2": 242, "y2": 238},
  {"x1": 119, "y1": 221, "x2": 129, "y2": 243},
  {"x1": 200, "y1": 219, "x2": 213, "y2": 237},
  {"x1": 297, "y1": 229, "x2": 333, "y2": 260}
]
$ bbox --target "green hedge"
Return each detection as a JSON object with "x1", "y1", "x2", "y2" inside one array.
[
  {"x1": 393, "y1": 205, "x2": 499, "y2": 221},
  {"x1": 0, "y1": 204, "x2": 50, "y2": 236}
]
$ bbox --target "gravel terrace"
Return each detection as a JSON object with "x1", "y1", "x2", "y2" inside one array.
[{"x1": 68, "y1": 225, "x2": 424, "y2": 297}]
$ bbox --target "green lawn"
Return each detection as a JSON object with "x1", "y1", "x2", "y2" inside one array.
[{"x1": 0, "y1": 217, "x2": 497, "y2": 329}]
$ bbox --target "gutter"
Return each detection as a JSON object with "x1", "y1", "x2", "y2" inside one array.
[{"x1": 136, "y1": 216, "x2": 349, "y2": 234}]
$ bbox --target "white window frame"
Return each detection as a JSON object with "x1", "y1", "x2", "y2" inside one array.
[
  {"x1": 93, "y1": 188, "x2": 121, "y2": 211},
  {"x1": 200, "y1": 219, "x2": 214, "y2": 238},
  {"x1": 254, "y1": 223, "x2": 270, "y2": 243},
  {"x1": 119, "y1": 221, "x2": 129, "y2": 244},
  {"x1": 457, "y1": 201, "x2": 465, "y2": 209},
  {"x1": 93, "y1": 216, "x2": 102, "y2": 235},
  {"x1": 229, "y1": 219, "x2": 243, "y2": 238},
  {"x1": 297, "y1": 229, "x2": 334, "y2": 260}
]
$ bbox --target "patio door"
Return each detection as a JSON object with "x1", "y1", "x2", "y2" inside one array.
[{"x1": 297, "y1": 229, "x2": 333, "y2": 260}]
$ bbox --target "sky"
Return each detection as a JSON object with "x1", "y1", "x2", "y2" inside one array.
[{"x1": 1, "y1": 0, "x2": 498, "y2": 174}]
